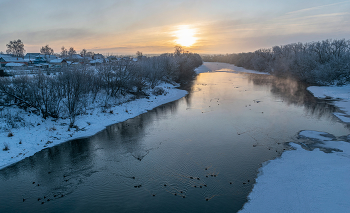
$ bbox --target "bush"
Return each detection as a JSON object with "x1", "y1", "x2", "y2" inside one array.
[
  {"x1": 3, "y1": 142, "x2": 9, "y2": 151},
  {"x1": 152, "y1": 87, "x2": 166, "y2": 96}
]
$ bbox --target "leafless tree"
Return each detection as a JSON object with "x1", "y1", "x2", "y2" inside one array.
[
  {"x1": 61, "y1": 46, "x2": 68, "y2": 58},
  {"x1": 40, "y1": 45, "x2": 54, "y2": 58},
  {"x1": 6, "y1": 39, "x2": 25, "y2": 57},
  {"x1": 68, "y1": 47, "x2": 76, "y2": 57}
]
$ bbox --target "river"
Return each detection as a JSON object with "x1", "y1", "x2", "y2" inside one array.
[{"x1": 0, "y1": 62, "x2": 349, "y2": 212}]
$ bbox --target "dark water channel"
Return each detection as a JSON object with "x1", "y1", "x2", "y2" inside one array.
[{"x1": 1, "y1": 64, "x2": 349, "y2": 212}]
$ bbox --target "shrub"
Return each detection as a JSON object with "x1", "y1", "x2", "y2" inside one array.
[
  {"x1": 3, "y1": 142, "x2": 9, "y2": 151},
  {"x1": 152, "y1": 87, "x2": 166, "y2": 96}
]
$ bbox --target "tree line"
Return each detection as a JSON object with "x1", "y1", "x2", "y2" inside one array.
[
  {"x1": 2, "y1": 39, "x2": 98, "y2": 59},
  {"x1": 202, "y1": 39, "x2": 350, "y2": 85},
  {"x1": 0, "y1": 47, "x2": 202, "y2": 127}
]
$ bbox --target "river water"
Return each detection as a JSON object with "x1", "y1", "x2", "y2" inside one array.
[{"x1": 1, "y1": 63, "x2": 349, "y2": 212}]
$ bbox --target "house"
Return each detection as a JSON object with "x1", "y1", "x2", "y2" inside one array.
[
  {"x1": 34, "y1": 63, "x2": 50, "y2": 69},
  {"x1": 5, "y1": 62, "x2": 26, "y2": 69},
  {"x1": 93, "y1": 53, "x2": 104, "y2": 60},
  {"x1": 34, "y1": 55, "x2": 47, "y2": 64},
  {"x1": 0, "y1": 54, "x2": 27, "y2": 67},
  {"x1": 67, "y1": 54, "x2": 83, "y2": 62},
  {"x1": 49, "y1": 58, "x2": 67, "y2": 67},
  {"x1": 33, "y1": 54, "x2": 58, "y2": 64},
  {"x1": 90, "y1": 59, "x2": 103, "y2": 66},
  {"x1": 24, "y1": 53, "x2": 40, "y2": 61}
]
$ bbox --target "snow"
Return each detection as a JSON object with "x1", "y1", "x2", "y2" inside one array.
[
  {"x1": 307, "y1": 85, "x2": 350, "y2": 123},
  {"x1": 0, "y1": 83, "x2": 187, "y2": 169},
  {"x1": 240, "y1": 131, "x2": 350, "y2": 213}
]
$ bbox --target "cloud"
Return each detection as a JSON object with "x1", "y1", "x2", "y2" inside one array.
[{"x1": 286, "y1": 1, "x2": 350, "y2": 15}]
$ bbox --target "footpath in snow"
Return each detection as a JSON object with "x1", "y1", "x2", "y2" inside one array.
[{"x1": 0, "y1": 83, "x2": 187, "y2": 170}]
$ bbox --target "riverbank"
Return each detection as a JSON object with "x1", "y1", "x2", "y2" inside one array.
[
  {"x1": 307, "y1": 85, "x2": 350, "y2": 123},
  {"x1": 239, "y1": 131, "x2": 350, "y2": 213},
  {"x1": 0, "y1": 83, "x2": 187, "y2": 170}
]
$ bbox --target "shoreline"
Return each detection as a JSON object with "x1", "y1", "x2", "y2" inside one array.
[{"x1": 0, "y1": 83, "x2": 188, "y2": 170}]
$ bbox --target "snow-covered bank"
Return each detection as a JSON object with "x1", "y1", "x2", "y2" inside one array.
[
  {"x1": 240, "y1": 131, "x2": 350, "y2": 213},
  {"x1": 0, "y1": 83, "x2": 187, "y2": 170},
  {"x1": 308, "y1": 85, "x2": 350, "y2": 123}
]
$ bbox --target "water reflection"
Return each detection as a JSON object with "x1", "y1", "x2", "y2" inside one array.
[{"x1": 247, "y1": 74, "x2": 338, "y2": 121}]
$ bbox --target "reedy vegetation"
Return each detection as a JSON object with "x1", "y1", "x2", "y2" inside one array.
[
  {"x1": 0, "y1": 51, "x2": 202, "y2": 127},
  {"x1": 202, "y1": 39, "x2": 350, "y2": 85}
]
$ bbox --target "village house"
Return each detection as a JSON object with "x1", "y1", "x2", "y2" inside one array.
[
  {"x1": 49, "y1": 58, "x2": 67, "y2": 68},
  {"x1": 0, "y1": 54, "x2": 27, "y2": 68},
  {"x1": 93, "y1": 53, "x2": 104, "y2": 60}
]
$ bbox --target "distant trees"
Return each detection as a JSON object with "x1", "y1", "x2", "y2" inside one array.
[
  {"x1": 40, "y1": 45, "x2": 54, "y2": 57},
  {"x1": 202, "y1": 39, "x2": 350, "y2": 85},
  {"x1": 6, "y1": 39, "x2": 25, "y2": 57}
]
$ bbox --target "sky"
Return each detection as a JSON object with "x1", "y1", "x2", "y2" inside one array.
[{"x1": 0, "y1": 0, "x2": 349, "y2": 55}]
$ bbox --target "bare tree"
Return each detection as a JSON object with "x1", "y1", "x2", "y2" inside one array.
[
  {"x1": 68, "y1": 47, "x2": 76, "y2": 57},
  {"x1": 59, "y1": 66, "x2": 90, "y2": 127},
  {"x1": 86, "y1": 51, "x2": 94, "y2": 57},
  {"x1": 80, "y1": 49, "x2": 87, "y2": 57},
  {"x1": 61, "y1": 46, "x2": 68, "y2": 58},
  {"x1": 40, "y1": 45, "x2": 54, "y2": 58},
  {"x1": 174, "y1": 45, "x2": 184, "y2": 56},
  {"x1": 6, "y1": 39, "x2": 25, "y2": 57}
]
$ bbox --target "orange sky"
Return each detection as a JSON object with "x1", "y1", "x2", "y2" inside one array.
[{"x1": 1, "y1": 0, "x2": 350, "y2": 55}]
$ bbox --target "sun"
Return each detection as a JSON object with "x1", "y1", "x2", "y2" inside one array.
[{"x1": 174, "y1": 25, "x2": 197, "y2": 47}]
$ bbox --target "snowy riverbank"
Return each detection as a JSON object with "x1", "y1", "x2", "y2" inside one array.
[
  {"x1": 0, "y1": 83, "x2": 187, "y2": 170},
  {"x1": 307, "y1": 85, "x2": 350, "y2": 123},
  {"x1": 239, "y1": 131, "x2": 350, "y2": 213}
]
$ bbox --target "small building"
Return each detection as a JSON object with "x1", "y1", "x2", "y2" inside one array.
[
  {"x1": 93, "y1": 53, "x2": 104, "y2": 60},
  {"x1": 66, "y1": 54, "x2": 84, "y2": 62},
  {"x1": 5, "y1": 62, "x2": 26, "y2": 69},
  {"x1": 90, "y1": 59, "x2": 103, "y2": 66},
  {"x1": 34, "y1": 63, "x2": 50, "y2": 69},
  {"x1": 0, "y1": 55, "x2": 27, "y2": 67},
  {"x1": 24, "y1": 53, "x2": 40, "y2": 60},
  {"x1": 49, "y1": 58, "x2": 67, "y2": 67}
]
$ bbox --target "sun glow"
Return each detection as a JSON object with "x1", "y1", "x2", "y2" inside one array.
[{"x1": 174, "y1": 25, "x2": 197, "y2": 47}]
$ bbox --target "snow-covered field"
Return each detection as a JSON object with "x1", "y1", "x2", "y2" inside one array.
[{"x1": 0, "y1": 83, "x2": 187, "y2": 169}]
